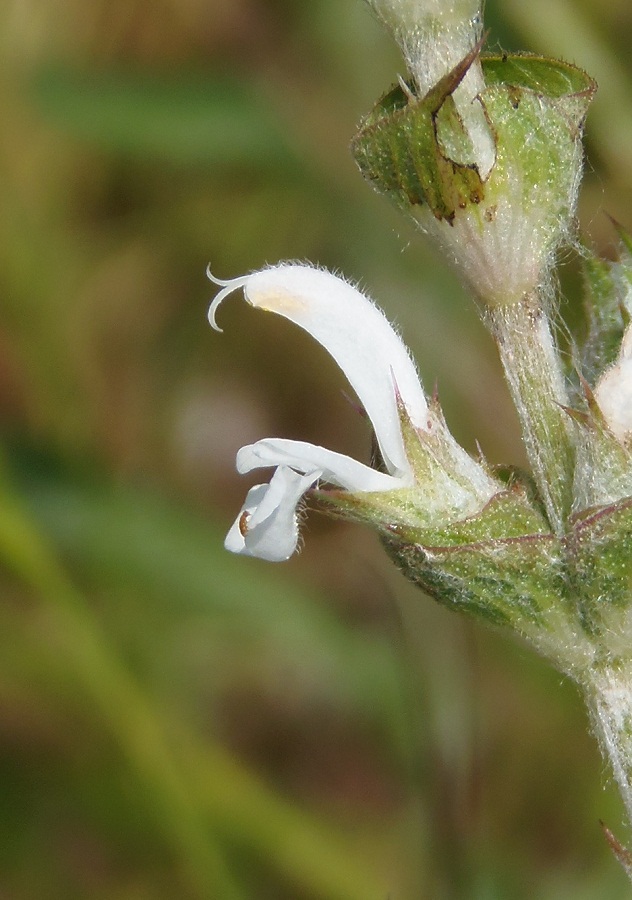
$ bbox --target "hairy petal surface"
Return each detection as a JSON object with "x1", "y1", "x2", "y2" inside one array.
[
  {"x1": 237, "y1": 438, "x2": 406, "y2": 492},
  {"x1": 210, "y1": 264, "x2": 428, "y2": 478}
]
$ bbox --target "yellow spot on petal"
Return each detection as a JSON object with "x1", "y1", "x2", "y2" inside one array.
[{"x1": 249, "y1": 287, "x2": 307, "y2": 317}]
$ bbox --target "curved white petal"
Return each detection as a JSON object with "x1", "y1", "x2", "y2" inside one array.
[
  {"x1": 237, "y1": 438, "x2": 406, "y2": 491},
  {"x1": 225, "y1": 466, "x2": 320, "y2": 561},
  {"x1": 209, "y1": 264, "x2": 428, "y2": 477}
]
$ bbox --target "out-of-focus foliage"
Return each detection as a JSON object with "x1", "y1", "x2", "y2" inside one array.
[{"x1": 1, "y1": 1, "x2": 632, "y2": 897}]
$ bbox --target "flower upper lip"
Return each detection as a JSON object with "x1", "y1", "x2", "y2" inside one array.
[{"x1": 208, "y1": 263, "x2": 429, "y2": 480}]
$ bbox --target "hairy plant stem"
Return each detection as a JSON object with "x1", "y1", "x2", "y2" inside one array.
[
  {"x1": 583, "y1": 664, "x2": 632, "y2": 881},
  {"x1": 487, "y1": 293, "x2": 575, "y2": 534}
]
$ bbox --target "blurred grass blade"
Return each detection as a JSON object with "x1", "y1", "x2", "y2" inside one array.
[
  {"x1": 503, "y1": 0, "x2": 632, "y2": 177},
  {"x1": 29, "y1": 67, "x2": 301, "y2": 168}
]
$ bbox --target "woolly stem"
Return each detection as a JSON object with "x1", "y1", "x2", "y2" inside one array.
[
  {"x1": 487, "y1": 293, "x2": 574, "y2": 534},
  {"x1": 584, "y1": 665, "x2": 632, "y2": 881}
]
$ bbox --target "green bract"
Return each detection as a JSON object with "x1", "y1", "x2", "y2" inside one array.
[
  {"x1": 320, "y1": 461, "x2": 632, "y2": 679},
  {"x1": 352, "y1": 52, "x2": 596, "y2": 305}
]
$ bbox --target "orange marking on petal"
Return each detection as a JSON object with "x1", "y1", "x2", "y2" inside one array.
[{"x1": 238, "y1": 511, "x2": 251, "y2": 537}]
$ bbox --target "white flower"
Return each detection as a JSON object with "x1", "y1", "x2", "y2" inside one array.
[
  {"x1": 208, "y1": 264, "x2": 429, "y2": 560},
  {"x1": 210, "y1": 263, "x2": 499, "y2": 561}
]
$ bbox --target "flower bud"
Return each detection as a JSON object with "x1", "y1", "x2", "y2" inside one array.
[{"x1": 353, "y1": 52, "x2": 595, "y2": 306}]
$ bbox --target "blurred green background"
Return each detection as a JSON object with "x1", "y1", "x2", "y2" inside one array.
[{"x1": 2, "y1": 1, "x2": 632, "y2": 897}]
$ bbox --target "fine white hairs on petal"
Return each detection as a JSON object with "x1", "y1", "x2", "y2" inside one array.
[
  {"x1": 237, "y1": 438, "x2": 407, "y2": 492},
  {"x1": 237, "y1": 264, "x2": 429, "y2": 479}
]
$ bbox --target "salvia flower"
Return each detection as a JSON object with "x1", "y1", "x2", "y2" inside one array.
[{"x1": 208, "y1": 264, "x2": 499, "y2": 561}]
